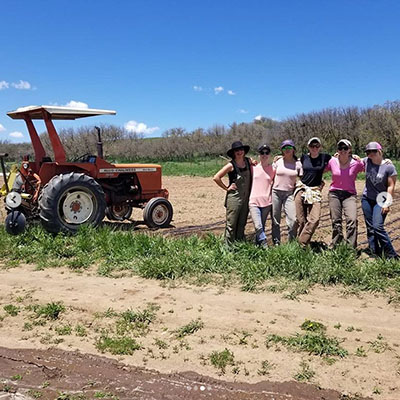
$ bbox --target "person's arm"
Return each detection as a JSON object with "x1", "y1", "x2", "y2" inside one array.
[
  {"x1": 213, "y1": 163, "x2": 235, "y2": 192},
  {"x1": 382, "y1": 175, "x2": 397, "y2": 214}
]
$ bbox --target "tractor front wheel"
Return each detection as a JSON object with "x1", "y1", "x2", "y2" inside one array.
[
  {"x1": 143, "y1": 197, "x2": 173, "y2": 229},
  {"x1": 39, "y1": 173, "x2": 106, "y2": 234}
]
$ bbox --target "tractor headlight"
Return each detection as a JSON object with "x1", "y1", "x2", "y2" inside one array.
[{"x1": 6, "y1": 192, "x2": 22, "y2": 209}]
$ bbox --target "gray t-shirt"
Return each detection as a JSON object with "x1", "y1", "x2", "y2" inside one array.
[{"x1": 363, "y1": 158, "x2": 397, "y2": 200}]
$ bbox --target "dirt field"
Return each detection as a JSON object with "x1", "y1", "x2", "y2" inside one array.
[{"x1": 1, "y1": 176, "x2": 400, "y2": 399}]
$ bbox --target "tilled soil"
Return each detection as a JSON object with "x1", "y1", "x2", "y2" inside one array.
[{"x1": 0, "y1": 346, "x2": 360, "y2": 400}]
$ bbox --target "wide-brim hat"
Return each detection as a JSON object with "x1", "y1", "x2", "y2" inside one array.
[
  {"x1": 280, "y1": 139, "x2": 296, "y2": 150},
  {"x1": 227, "y1": 141, "x2": 250, "y2": 158},
  {"x1": 365, "y1": 141, "x2": 382, "y2": 151}
]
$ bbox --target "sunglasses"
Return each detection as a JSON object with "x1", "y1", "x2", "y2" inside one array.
[
  {"x1": 259, "y1": 150, "x2": 270, "y2": 155},
  {"x1": 282, "y1": 146, "x2": 294, "y2": 150},
  {"x1": 366, "y1": 149, "x2": 378, "y2": 154},
  {"x1": 337, "y1": 145, "x2": 349, "y2": 151},
  {"x1": 309, "y1": 144, "x2": 320, "y2": 148},
  {"x1": 234, "y1": 148, "x2": 244, "y2": 152}
]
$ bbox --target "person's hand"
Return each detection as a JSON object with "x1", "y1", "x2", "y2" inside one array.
[
  {"x1": 227, "y1": 183, "x2": 237, "y2": 192},
  {"x1": 382, "y1": 206, "x2": 390, "y2": 215},
  {"x1": 352, "y1": 154, "x2": 361, "y2": 161},
  {"x1": 273, "y1": 155, "x2": 282, "y2": 163},
  {"x1": 250, "y1": 157, "x2": 258, "y2": 166}
]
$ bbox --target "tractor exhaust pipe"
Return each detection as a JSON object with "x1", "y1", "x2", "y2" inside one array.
[{"x1": 95, "y1": 126, "x2": 103, "y2": 159}]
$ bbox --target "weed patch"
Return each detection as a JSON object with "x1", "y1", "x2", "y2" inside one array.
[
  {"x1": 266, "y1": 331, "x2": 348, "y2": 357},
  {"x1": 95, "y1": 334, "x2": 142, "y2": 355},
  {"x1": 209, "y1": 348, "x2": 235, "y2": 374},
  {"x1": 175, "y1": 318, "x2": 204, "y2": 338}
]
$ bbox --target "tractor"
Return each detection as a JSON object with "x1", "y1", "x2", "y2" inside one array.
[{"x1": 0, "y1": 105, "x2": 173, "y2": 234}]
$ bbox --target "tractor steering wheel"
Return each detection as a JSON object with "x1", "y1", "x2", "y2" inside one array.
[{"x1": 72, "y1": 153, "x2": 91, "y2": 162}]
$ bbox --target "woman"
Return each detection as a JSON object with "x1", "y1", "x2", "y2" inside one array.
[
  {"x1": 295, "y1": 137, "x2": 331, "y2": 247},
  {"x1": 249, "y1": 144, "x2": 275, "y2": 248},
  {"x1": 272, "y1": 140, "x2": 302, "y2": 245},
  {"x1": 325, "y1": 139, "x2": 364, "y2": 248},
  {"x1": 214, "y1": 141, "x2": 252, "y2": 246},
  {"x1": 361, "y1": 142, "x2": 398, "y2": 259}
]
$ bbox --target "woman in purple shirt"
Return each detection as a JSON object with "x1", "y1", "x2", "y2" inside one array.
[{"x1": 325, "y1": 139, "x2": 364, "y2": 248}]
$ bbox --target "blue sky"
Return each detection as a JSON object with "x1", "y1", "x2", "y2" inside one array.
[{"x1": 1, "y1": 0, "x2": 400, "y2": 143}]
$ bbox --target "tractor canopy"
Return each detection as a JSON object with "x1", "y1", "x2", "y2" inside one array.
[
  {"x1": 7, "y1": 105, "x2": 116, "y2": 120},
  {"x1": 7, "y1": 105, "x2": 116, "y2": 167}
]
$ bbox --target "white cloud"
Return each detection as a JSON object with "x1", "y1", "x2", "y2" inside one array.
[
  {"x1": 0, "y1": 81, "x2": 9, "y2": 90},
  {"x1": 238, "y1": 109, "x2": 248, "y2": 114},
  {"x1": 9, "y1": 131, "x2": 24, "y2": 138},
  {"x1": 227, "y1": 90, "x2": 236, "y2": 96},
  {"x1": 254, "y1": 115, "x2": 264, "y2": 121},
  {"x1": 0, "y1": 124, "x2": 5, "y2": 132},
  {"x1": 193, "y1": 85, "x2": 203, "y2": 92},
  {"x1": 11, "y1": 80, "x2": 31, "y2": 90},
  {"x1": 214, "y1": 86, "x2": 224, "y2": 95},
  {"x1": 124, "y1": 120, "x2": 160, "y2": 135},
  {"x1": 64, "y1": 100, "x2": 89, "y2": 109}
]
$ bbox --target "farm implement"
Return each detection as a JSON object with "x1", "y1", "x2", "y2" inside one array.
[{"x1": 0, "y1": 105, "x2": 173, "y2": 234}]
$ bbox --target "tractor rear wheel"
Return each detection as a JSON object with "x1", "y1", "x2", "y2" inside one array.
[
  {"x1": 39, "y1": 173, "x2": 106, "y2": 234},
  {"x1": 105, "y1": 204, "x2": 133, "y2": 221},
  {"x1": 143, "y1": 197, "x2": 173, "y2": 228}
]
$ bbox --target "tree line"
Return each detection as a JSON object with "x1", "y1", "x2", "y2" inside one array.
[{"x1": 2, "y1": 100, "x2": 400, "y2": 162}]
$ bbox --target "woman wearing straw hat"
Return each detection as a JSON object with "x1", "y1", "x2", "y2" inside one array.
[
  {"x1": 361, "y1": 142, "x2": 398, "y2": 259},
  {"x1": 214, "y1": 141, "x2": 253, "y2": 246}
]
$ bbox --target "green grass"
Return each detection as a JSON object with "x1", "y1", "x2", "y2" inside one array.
[
  {"x1": 117, "y1": 156, "x2": 400, "y2": 178},
  {"x1": 0, "y1": 226, "x2": 400, "y2": 297},
  {"x1": 266, "y1": 331, "x2": 348, "y2": 357},
  {"x1": 95, "y1": 334, "x2": 142, "y2": 355}
]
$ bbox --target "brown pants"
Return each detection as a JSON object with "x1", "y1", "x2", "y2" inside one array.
[
  {"x1": 328, "y1": 190, "x2": 358, "y2": 248},
  {"x1": 295, "y1": 190, "x2": 321, "y2": 246}
]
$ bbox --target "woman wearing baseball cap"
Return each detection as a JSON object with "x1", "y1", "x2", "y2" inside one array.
[
  {"x1": 325, "y1": 139, "x2": 364, "y2": 248},
  {"x1": 271, "y1": 140, "x2": 302, "y2": 245},
  {"x1": 294, "y1": 137, "x2": 331, "y2": 247},
  {"x1": 248, "y1": 144, "x2": 275, "y2": 247},
  {"x1": 213, "y1": 141, "x2": 253, "y2": 246},
  {"x1": 361, "y1": 142, "x2": 398, "y2": 259}
]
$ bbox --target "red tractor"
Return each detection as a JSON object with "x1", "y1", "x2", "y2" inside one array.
[{"x1": 0, "y1": 105, "x2": 173, "y2": 234}]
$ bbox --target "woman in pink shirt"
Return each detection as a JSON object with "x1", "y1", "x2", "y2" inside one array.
[
  {"x1": 325, "y1": 139, "x2": 364, "y2": 248},
  {"x1": 249, "y1": 144, "x2": 276, "y2": 248},
  {"x1": 272, "y1": 140, "x2": 302, "y2": 245}
]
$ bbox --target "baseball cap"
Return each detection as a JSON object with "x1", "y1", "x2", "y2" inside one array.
[
  {"x1": 280, "y1": 139, "x2": 295, "y2": 149},
  {"x1": 307, "y1": 137, "x2": 321, "y2": 146},
  {"x1": 365, "y1": 142, "x2": 382, "y2": 151},
  {"x1": 337, "y1": 139, "x2": 352, "y2": 148}
]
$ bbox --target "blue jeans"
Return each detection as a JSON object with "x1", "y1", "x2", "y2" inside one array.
[
  {"x1": 249, "y1": 205, "x2": 272, "y2": 245},
  {"x1": 361, "y1": 196, "x2": 398, "y2": 259}
]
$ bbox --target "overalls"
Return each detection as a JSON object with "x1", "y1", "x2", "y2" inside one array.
[{"x1": 225, "y1": 159, "x2": 252, "y2": 246}]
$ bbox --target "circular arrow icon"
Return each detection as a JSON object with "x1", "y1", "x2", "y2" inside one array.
[{"x1": 376, "y1": 191, "x2": 393, "y2": 208}]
